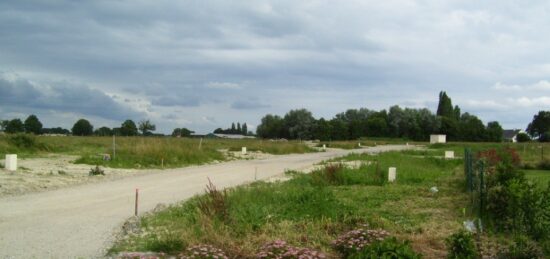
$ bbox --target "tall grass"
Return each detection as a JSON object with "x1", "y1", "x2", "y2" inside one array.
[{"x1": 0, "y1": 135, "x2": 315, "y2": 168}]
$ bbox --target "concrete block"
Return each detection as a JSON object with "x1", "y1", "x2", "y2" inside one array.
[
  {"x1": 388, "y1": 167, "x2": 396, "y2": 182},
  {"x1": 445, "y1": 151, "x2": 454, "y2": 159},
  {"x1": 322, "y1": 144, "x2": 326, "y2": 150},
  {"x1": 241, "y1": 147, "x2": 247, "y2": 155},
  {"x1": 5, "y1": 154, "x2": 17, "y2": 171},
  {"x1": 430, "y1": 134, "x2": 447, "y2": 144}
]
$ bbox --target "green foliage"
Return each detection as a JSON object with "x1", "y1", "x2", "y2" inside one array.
[
  {"x1": 536, "y1": 159, "x2": 550, "y2": 170},
  {"x1": 283, "y1": 109, "x2": 315, "y2": 140},
  {"x1": 138, "y1": 119, "x2": 156, "y2": 136},
  {"x1": 516, "y1": 133, "x2": 531, "y2": 142},
  {"x1": 527, "y1": 111, "x2": 550, "y2": 140},
  {"x1": 8, "y1": 134, "x2": 41, "y2": 149},
  {"x1": 171, "y1": 128, "x2": 194, "y2": 137},
  {"x1": 120, "y1": 120, "x2": 138, "y2": 136},
  {"x1": 23, "y1": 115, "x2": 42, "y2": 135},
  {"x1": 72, "y1": 119, "x2": 93, "y2": 136},
  {"x1": 142, "y1": 234, "x2": 186, "y2": 253},
  {"x1": 437, "y1": 91, "x2": 455, "y2": 119},
  {"x1": 5, "y1": 118, "x2": 24, "y2": 133},
  {"x1": 94, "y1": 126, "x2": 112, "y2": 136},
  {"x1": 497, "y1": 235, "x2": 544, "y2": 259},
  {"x1": 485, "y1": 121, "x2": 503, "y2": 142},
  {"x1": 445, "y1": 230, "x2": 478, "y2": 259},
  {"x1": 348, "y1": 237, "x2": 422, "y2": 259}
]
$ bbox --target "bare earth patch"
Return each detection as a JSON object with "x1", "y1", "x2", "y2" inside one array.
[{"x1": 0, "y1": 155, "x2": 150, "y2": 197}]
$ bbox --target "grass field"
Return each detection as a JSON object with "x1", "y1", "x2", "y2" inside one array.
[{"x1": 0, "y1": 135, "x2": 316, "y2": 169}]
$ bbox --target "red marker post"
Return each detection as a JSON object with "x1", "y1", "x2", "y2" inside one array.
[{"x1": 134, "y1": 188, "x2": 139, "y2": 216}]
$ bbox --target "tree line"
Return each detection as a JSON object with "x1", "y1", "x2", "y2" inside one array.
[
  {"x1": 256, "y1": 91, "x2": 505, "y2": 142},
  {"x1": 213, "y1": 122, "x2": 251, "y2": 135}
]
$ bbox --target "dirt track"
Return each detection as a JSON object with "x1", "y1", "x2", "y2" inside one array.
[{"x1": 0, "y1": 145, "x2": 411, "y2": 258}]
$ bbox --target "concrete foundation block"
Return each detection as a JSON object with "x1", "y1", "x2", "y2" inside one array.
[
  {"x1": 388, "y1": 167, "x2": 396, "y2": 182},
  {"x1": 241, "y1": 147, "x2": 247, "y2": 155},
  {"x1": 5, "y1": 154, "x2": 17, "y2": 171},
  {"x1": 445, "y1": 151, "x2": 454, "y2": 159}
]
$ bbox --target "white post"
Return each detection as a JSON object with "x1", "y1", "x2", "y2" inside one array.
[
  {"x1": 242, "y1": 147, "x2": 247, "y2": 155},
  {"x1": 5, "y1": 154, "x2": 17, "y2": 171},
  {"x1": 358, "y1": 142, "x2": 361, "y2": 147},
  {"x1": 388, "y1": 167, "x2": 396, "y2": 182},
  {"x1": 322, "y1": 144, "x2": 326, "y2": 151},
  {"x1": 199, "y1": 138, "x2": 203, "y2": 150},
  {"x1": 445, "y1": 151, "x2": 455, "y2": 159}
]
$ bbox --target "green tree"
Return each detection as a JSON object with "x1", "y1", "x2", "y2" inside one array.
[
  {"x1": 526, "y1": 111, "x2": 550, "y2": 140},
  {"x1": 516, "y1": 132, "x2": 531, "y2": 142},
  {"x1": 236, "y1": 122, "x2": 241, "y2": 134},
  {"x1": 94, "y1": 126, "x2": 112, "y2": 136},
  {"x1": 485, "y1": 121, "x2": 503, "y2": 142},
  {"x1": 312, "y1": 118, "x2": 331, "y2": 141},
  {"x1": 329, "y1": 118, "x2": 348, "y2": 140},
  {"x1": 283, "y1": 109, "x2": 315, "y2": 140},
  {"x1": 72, "y1": 119, "x2": 93, "y2": 136},
  {"x1": 172, "y1": 128, "x2": 194, "y2": 137},
  {"x1": 120, "y1": 120, "x2": 138, "y2": 136},
  {"x1": 256, "y1": 114, "x2": 284, "y2": 139},
  {"x1": 458, "y1": 113, "x2": 486, "y2": 141},
  {"x1": 5, "y1": 119, "x2": 24, "y2": 134},
  {"x1": 138, "y1": 120, "x2": 156, "y2": 136},
  {"x1": 24, "y1": 114, "x2": 43, "y2": 135},
  {"x1": 242, "y1": 123, "x2": 248, "y2": 135},
  {"x1": 0, "y1": 120, "x2": 8, "y2": 131},
  {"x1": 436, "y1": 91, "x2": 455, "y2": 119}
]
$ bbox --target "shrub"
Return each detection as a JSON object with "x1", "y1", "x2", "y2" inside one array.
[
  {"x1": 536, "y1": 159, "x2": 550, "y2": 170},
  {"x1": 179, "y1": 244, "x2": 228, "y2": 259},
  {"x1": 348, "y1": 237, "x2": 422, "y2": 259},
  {"x1": 516, "y1": 133, "x2": 531, "y2": 142},
  {"x1": 497, "y1": 235, "x2": 544, "y2": 259},
  {"x1": 8, "y1": 134, "x2": 40, "y2": 149},
  {"x1": 332, "y1": 226, "x2": 390, "y2": 256},
  {"x1": 89, "y1": 165, "x2": 105, "y2": 176},
  {"x1": 476, "y1": 148, "x2": 521, "y2": 169},
  {"x1": 445, "y1": 230, "x2": 478, "y2": 259},
  {"x1": 256, "y1": 240, "x2": 326, "y2": 259}
]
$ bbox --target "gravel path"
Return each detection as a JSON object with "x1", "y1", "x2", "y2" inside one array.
[{"x1": 0, "y1": 145, "x2": 411, "y2": 258}]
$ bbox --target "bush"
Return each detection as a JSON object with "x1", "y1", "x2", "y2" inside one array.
[
  {"x1": 8, "y1": 134, "x2": 40, "y2": 149},
  {"x1": 256, "y1": 240, "x2": 327, "y2": 259},
  {"x1": 89, "y1": 165, "x2": 105, "y2": 176},
  {"x1": 445, "y1": 230, "x2": 478, "y2": 259},
  {"x1": 332, "y1": 226, "x2": 390, "y2": 256},
  {"x1": 497, "y1": 235, "x2": 544, "y2": 259},
  {"x1": 516, "y1": 133, "x2": 531, "y2": 143},
  {"x1": 348, "y1": 237, "x2": 422, "y2": 259},
  {"x1": 536, "y1": 159, "x2": 550, "y2": 170}
]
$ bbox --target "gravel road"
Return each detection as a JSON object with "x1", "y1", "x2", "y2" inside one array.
[{"x1": 0, "y1": 145, "x2": 412, "y2": 258}]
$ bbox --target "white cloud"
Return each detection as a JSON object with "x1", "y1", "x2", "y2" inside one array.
[
  {"x1": 494, "y1": 80, "x2": 550, "y2": 91},
  {"x1": 206, "y1": 82, "x2": 242, "y2": 90}
]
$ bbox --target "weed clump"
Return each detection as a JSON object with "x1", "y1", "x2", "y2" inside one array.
[
  {"x1": 197, "y1": 178, "x2": 230, "y2": 223},
  {"x1": 89, "y1": 165, "x2": 105, "y2": 176},
  {"x1": 445, "y1": 230, "x2": 478, "y2": 259}
]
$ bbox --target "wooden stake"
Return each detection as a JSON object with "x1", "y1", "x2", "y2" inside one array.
[{"x1": 134, "y1": 188, "x2": 139, "y2": 216}]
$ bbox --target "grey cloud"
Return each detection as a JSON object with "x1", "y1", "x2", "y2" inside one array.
[
  {"x1": 0, "y1": 74, "x2": 143, "y2": 121},
  {"x1": 231, "y1": 99, "x2": 270, "y2": 110},
  {"x1": 151, "y1": 96, "x2": 200, "y2": 107}
]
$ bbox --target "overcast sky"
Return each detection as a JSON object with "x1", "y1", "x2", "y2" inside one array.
[{"x1": 1, "y1": 1, "x2": 549, "y2": 134}]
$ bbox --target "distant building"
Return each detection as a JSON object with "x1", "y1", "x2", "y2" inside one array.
[{"x1": 502, "y1": 129, "x2": 522, "y2": 142}]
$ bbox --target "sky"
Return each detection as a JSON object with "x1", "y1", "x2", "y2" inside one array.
[{"x1": 1, "y1": 0, "x2": 550, "y2": 134}]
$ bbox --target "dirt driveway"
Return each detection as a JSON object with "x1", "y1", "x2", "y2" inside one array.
[{"x1": 0, "y1": 145, "x2": 412, "y2": 258}]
